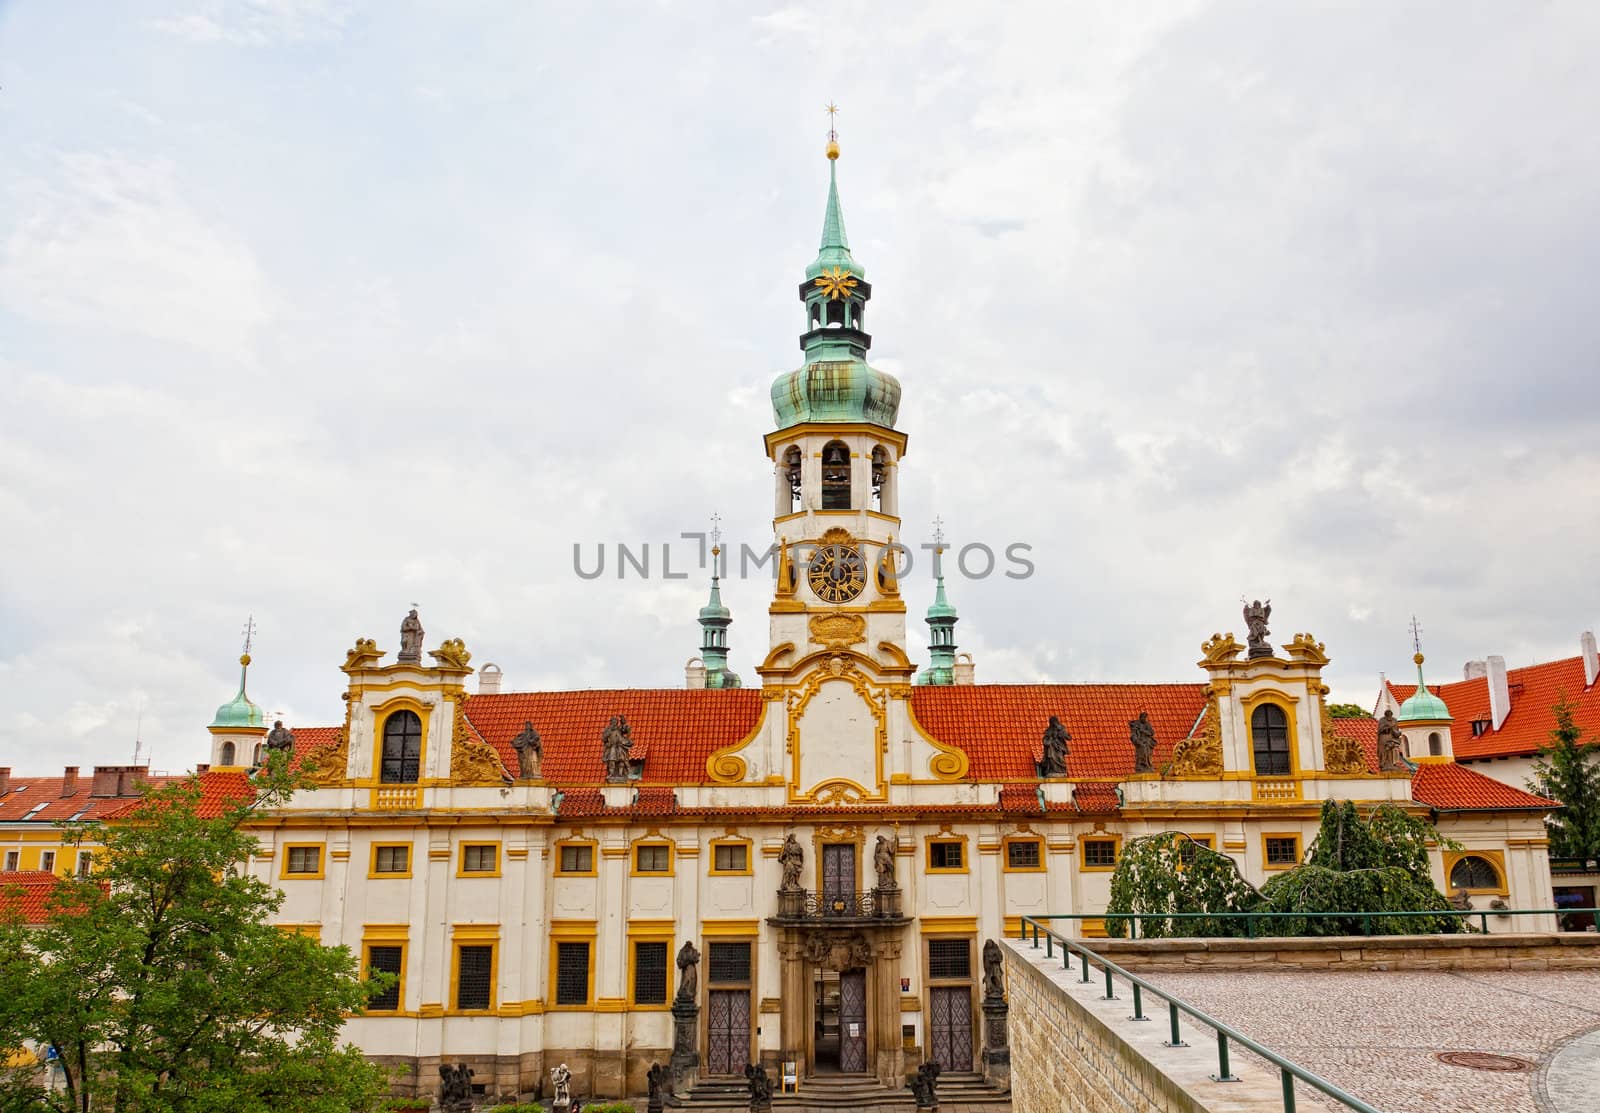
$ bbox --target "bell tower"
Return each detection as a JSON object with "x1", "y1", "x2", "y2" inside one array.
[{"x1": 761, "y1": 114, "x2": 910, "y2": 684}]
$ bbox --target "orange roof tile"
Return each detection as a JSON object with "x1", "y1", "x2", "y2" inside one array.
[
  {"x1": 1328, "y1": 716, "x2": 1382, "y2": 773},
  {"x1": 0, "y1": 871, "x2": 68, "y2": 924},
  {"x1": 1410, "y1": 762, "x2": 1555, "y2": 811},
  {"x1": 0, "y1": 774, "x2": 177, "y2": 824},
  {"x1": 997, "y1": 783, "x2": 1043, "y2": 814},
  {"x1": 910, "y1": 684, "x2": 1208, "y2": 780},
  {"x1": 1387, "y1": 655, "x2": 1600, "y2": 761},
  {"x1": 464, "y1": 689, "x2": 763, "y2": 784}
]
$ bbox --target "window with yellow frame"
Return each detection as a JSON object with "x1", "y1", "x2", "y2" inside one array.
[
  {"x1": 457, "y1": 842, "x2": 501, "y2": 878},
  {"x1": 631, "y1": 840, "x2": 675, "y2": 877},
  {"x1": 627, "y1": 923, "x2": 674, "y2": 1009},
  {"x1": 369, "y1": 842, "x2": 413, "y2": 878},
  {"x1": 1002, "y1": 835, "x2": 1046, "y2": 873},
  {"x1": 1175, "y1": 833, "x2": 1215, "y2": 869},
  {"x1": 549, "y1": 923, "x2": 596, "y2": 1010},
  {"x1": 1262, "y1": 833, "x2": 1302, "y2": 870},
  {"x1": 926, "y1": 835, "x2": 968, "y2": 874},
  {"x1": 1079, "y1": 836, "x2": 1120, "y2": 872},
  {"x1": 1444, "y1": 850, "x2": 1508, "y2": 895},
  {"x1": 450, "y1": 927, "x2": 499, "y2": 1015},
  {"x1": 280, "y1": 843, "x2": 326, "y2": 879},
  {"x1": 554, "y1": 839, "x2": 598, "y2": 877},
  {"x1": 362, "y1": 927, "x2": 407, "y2": 1013},
  {"x1": 708, "y1": 837, "x2": 752, "y2": 876}
]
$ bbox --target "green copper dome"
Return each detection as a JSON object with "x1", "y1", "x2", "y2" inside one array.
[
  {"x1": 211, "y1": 654, "x2": 265, "y2": 728},
  {"x1": 771, "y1": 360, "x2": 901, "y2": 429},
  {"x1": 1398, "y1": 654, "x2": 1451, "y2": 722}
]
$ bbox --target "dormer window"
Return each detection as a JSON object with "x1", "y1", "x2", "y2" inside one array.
[
  {"x1": 1250, "y1": 704, "x2": 1292, "y2": 776},
  {"x1": 821, "y1": 441, "x2": 851, "y2": 510},
  {"x1": 1471, "y1": 720, "x2": 1491, "y2": 737}
]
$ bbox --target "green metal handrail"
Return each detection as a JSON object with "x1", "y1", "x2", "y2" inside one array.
[
  {"x1": 1022, "y1": 906, "x2": 1593, "y2": 939},
  {"x1": 1019, "y1": 915, "x2": 1385, "y2": 1113}
]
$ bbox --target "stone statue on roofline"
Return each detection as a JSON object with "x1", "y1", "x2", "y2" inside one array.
[
  {"x1": 398, "y1": 607, "x2": 424, "y2": 664},
  {"x1": 1037, "y1": 715, "x2": 1070, "y2": 778},
  {"x1": 1129, "y1": 711, "x2": 1157, "y2": 774},
  {"x1": 265, "y1": 720, "x2": 296, "y2": 754},
  {"x1": 602, "y1": 714, "x2": 634, "y2": 782},
  {"x1": 510, "y1": 721, "x2": 542, "y2": 780},
  {"x1": 1244, "y1": 599, "x2": 1272, "y2": 659},
  {"x1": 1377, "y1": 708, "x2": 1409, "y2": 771}
]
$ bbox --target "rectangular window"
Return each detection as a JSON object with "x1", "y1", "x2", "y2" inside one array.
[
  {"x1": 366, "y1": 945, "x2": 403, "y2": 1011},
  {"x1": 633, "y1": 940, "x2": 669, "y2": 1005},
  {"x1": 76, "y1": 852, "x2": 92, "y2": 877},
  {"x1": 285, "y1": 846, "x2": 321, "y2": 875},
  {"x1": 1265, "y1": 836, "x2": 1301, "y2": 868},
  {"x1": 635, "y1": 844, "x2": 671, "y2": 873},
  {"x1": 39, "y1": 851, "x2": 55, "y2": 873},
  {"x1": 455, "y1": 945, "x2": 493, "y2": 1011},
  {"x1": 1177, "y1": 835, "x2": 1214, "y2": 866},
  {"x1": 461, "y1": 844, "x2": 497, "y2": 874},
  {"x1": 928, "y1": 939, "x2": 971, "y2": 980},
  {"x1": 555, "y1": 941, "x2": 591, "y2": 1006},
  {"x1": 1082, "y1": 838, "x2": 1118, "y2": 870},
  {"x1": 558, "y1": 844, "x2": 593, "y2": 875},
  {"x1": 708, "y1": 941, "x2": 752, "y2": 984},
  {"x1": 712, "y1": 843, "x2": 748, "y2": 874},
  {"x1": 2, "y1": 851, "x2": 16, "y2": 872},
  {"x1": 928, "y1": 840, "x2": 965, "y2": 871},
  {"x1": 1005, "y1": 840, "x2": 1042, "y2": 871},
  {"x1": 373, "y1": 845, "x2": 410, "y2": 875}
]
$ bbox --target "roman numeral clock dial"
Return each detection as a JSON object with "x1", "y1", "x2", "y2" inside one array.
[{"x1": 807, "y1": 543, "x2": 866, "y2": 604}]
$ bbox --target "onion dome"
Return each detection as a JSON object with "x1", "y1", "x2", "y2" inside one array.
[
  {"x1": 211, "y1": 653, "x2": 265, "y2": 728},
  {"x1": 1398, "y1": 653, "x2": 1452, "y2": 722}
]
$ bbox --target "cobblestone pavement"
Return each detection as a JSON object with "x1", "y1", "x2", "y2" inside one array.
[{"x1": 1144, "y1": 969, "x2": 1600, "y2": 1113}]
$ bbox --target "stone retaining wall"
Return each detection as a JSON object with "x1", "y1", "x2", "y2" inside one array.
[{"x1": 1081, "y1": 931, "x2": 1600, "y2": 973}]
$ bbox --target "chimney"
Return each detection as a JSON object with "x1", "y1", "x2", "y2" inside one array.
[
  {"x1": 1487, "y1": 655, "x2": 1511, "y2": 730},
  {"x1": 61, "y1": 767, "x2": 79, "y2": 796},
  {"x1": 953, "y1": 653, "x2": 976, "y2": 686},
  {"x1": 685, "y1": 658, "x2": 707, "y2": 689},
  {"x1": 478, "y1": 662, "x2": 503, "y2": 695},
  {"x1": 195, "y1": 763, "x2": 210, "y2": 775},
  {"x1": 1582, "y1": 632, "x2": 1599, "y2": 687},
  {"x1": 1463, "y1": 660, "x2": 1488, "y2": 680},
  {"x1": 0, "y1": 768, "x2": 10, "y2": 796},
  {"x1": 90, "y1": 767, "x2": 120, "y2": 797}
]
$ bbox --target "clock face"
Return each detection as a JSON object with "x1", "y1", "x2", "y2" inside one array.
[{"x1": 807, "y1": 543, "x2": 866, "y2": 604}]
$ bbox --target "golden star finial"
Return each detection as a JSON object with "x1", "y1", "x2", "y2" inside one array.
[{"x1": 825, "y1": 102, "x2": 840, "y2": 160}]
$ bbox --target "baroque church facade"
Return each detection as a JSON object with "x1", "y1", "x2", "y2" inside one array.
[{"x1": 6, "y1": 139, "x2": 1560, "y2": 1102}]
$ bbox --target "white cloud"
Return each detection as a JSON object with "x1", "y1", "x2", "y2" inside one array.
[{"x1": 152, "y1": 0, "x2": 347, "y2": 45}]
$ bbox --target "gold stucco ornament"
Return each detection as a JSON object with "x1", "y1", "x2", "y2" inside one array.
[
  {"x1": 1167, "y1": 692, "x2": 1225, "y2": 776},
  {"x1": 814, "y1": 266, "x2": 858, "y2": 301}
]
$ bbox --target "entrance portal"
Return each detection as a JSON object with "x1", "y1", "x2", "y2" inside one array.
[{"x1": 812, "y1": 967, "x2": 867, "y2": 1074}]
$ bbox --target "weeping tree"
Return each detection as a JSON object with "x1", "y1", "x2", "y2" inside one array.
[{"x1": 1105, "y1": 800, "x2": 1462, "y2": 938}]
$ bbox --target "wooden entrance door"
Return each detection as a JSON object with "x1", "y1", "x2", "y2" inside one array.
[
  {"x1": 838, "y1": 969, "x2": 867, "y2": 1073},
  {"x1": 707, "y1": 989, "x2": 750, "y2": 1075},
  {"x1": 928, "y1": 985, "x2": 973, "y2": 1071}
]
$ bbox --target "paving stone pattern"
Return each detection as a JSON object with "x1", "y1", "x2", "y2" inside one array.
[{"x1": 1144, "y1": 969, "x2": 1600, "y2": 1113}]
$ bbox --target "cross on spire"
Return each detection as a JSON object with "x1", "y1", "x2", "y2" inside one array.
[
  {"x1": 240, "y1": 614, "x2": 256, "y2": 657},
  {"x1": 709, "y1": 512, "x2": 723, "y2": 558},
  {"x1": 1410, "y1": 615, "x2": 1424, "y2": 655},
  {"x1": 825, "y1": 101, "x2": 839, "y2": 143},
  {"x1": 931, "y1": 515, "x2": 946, "y2": 553}
]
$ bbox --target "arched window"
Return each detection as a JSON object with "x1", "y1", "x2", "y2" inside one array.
[
  {"x1": 870, "y1": 446, "x2": 887, "y2": 510},
  {"x1": 784, "y1": 446, "x2": 803, "y2": 512},
  {"x1": 381, "y1": 711, "x2": 423, "y2": 784},
  {"x1": 252, "y1": 743, "x2": 264, "y2": 766},
  {"x1": 1428, "y1": 732, "x2": 1443, "y2": 756},
  {"x1": 1250, "y1": 704, "x2": 1291, "y2": 776},
  {"x1": 1449, "y1": 854, "x2": 1501, "y2": 892},
  {"x1": 821, "y1": 441, "x2": 851, "y2": 510},
  {"x1": 219, "y1": 741, "x2": 236, "y2": 766}
]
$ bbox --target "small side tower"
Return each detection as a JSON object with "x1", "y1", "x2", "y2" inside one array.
[
  {"x1": 918, "y1": 524, "x2": 960, "y2": 686},
  {"x1": 696, "y1": 525, "x2": 741, "y2": 690},
  {"x1": 1397, "y1": 618, "x2": 1453, "y2": 760},
  {"x1": 208, "y1": 617, "x2": 267, "y2": 769}
]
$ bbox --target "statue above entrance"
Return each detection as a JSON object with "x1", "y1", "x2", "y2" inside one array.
[
  {"x1": 873, "y1": 834, "x2": 897, "y2": 890},
  {"x1": 779, "y1": 834, "x2": 804, "y2": 890}
]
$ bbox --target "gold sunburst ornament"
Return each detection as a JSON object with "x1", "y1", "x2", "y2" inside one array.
[{"x1": 814, "y1": 266, "x2": 858, "y2": 301}]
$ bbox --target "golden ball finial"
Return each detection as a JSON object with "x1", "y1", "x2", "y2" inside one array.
[
  {"x1": 1413, "y1": 652, "x2": 1425, "y2": 666},
  {"x1": 240, "y1": 653, "x2": 252, "y2": 667},
  {"x1": 826, "y1": 139, "x2": 840, "y2": 160}
]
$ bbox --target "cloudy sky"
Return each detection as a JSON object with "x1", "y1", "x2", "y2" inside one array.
[{"x1": 2, "y1": 1, "x2": 1598, "y2": 772}]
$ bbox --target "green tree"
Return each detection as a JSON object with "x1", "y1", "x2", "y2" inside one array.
[
  {"x1": 1106, "y1": 800, "x2": 1461, "y2": 938},
  {"x1": 1529, "y1": 694, "x2": 1600, "y2": 858},
  {"x1": 0, "y1": 755, "x2": 389, "y2": 1113},
  {"x1": 1326, "y1": 702, "x2": 1368, "y2": 719}
]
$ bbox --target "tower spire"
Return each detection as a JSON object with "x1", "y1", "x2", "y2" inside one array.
[
  {"x1": 919, "y1": 518, "x2": 960, "y2": 686},
  {"x1": 697, "y1": 514, "x2": 741, "y2": 689},
  {"x1": 1398, "y1": 614, "x2": 1451, "y2": 723}
]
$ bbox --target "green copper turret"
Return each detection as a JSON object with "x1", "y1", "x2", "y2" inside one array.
[
  {"x1": 698, "y1": 549, "x2": 741, "y2": 689},
  {"x1": 918, "y1": 552, "x2": 960, "y2": 686}
]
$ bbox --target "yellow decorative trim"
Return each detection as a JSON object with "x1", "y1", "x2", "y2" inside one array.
[
  {"x1": 701, "y1": 919, "x2": 761, "y2": 936},
  {"x1": 629, "y1": 838, "x2": 676, "y2": 877},
  {"x1": 787, "y1": 661, "x2": 888, "y2": 803},
  {"x1": 554, "y1": 838, "x2": 598, "y2": 876},
  {"x1": 548, "y1": 929, "x2": 596, "y2": 1011},
  {"x1": 919, "y1": 916, "x2": 978, "y2": 934},
  {"x1": 1242, "y1": 690, "x2": 1302, "y2": 787},
  {"x1": 361, "y1": 935, "x2": 407, "y2": 1014},
  {"x1": 1443, "y1": 849, "x2": 1509, "y2": 896},
  {"x1": 419, "y1": 1003, "x2": 444, "y2": 1018},
  {"x1": 429, "y1": 638, "x2": 473, "y2": 671},
  {"x1": 506, "y1": 847, "x2": 529, "y2": 861},
  {"x1": 925, "y1": 834, "x2": 969, "y2": 875},
  {"x1": 1001, "y1": 835, "x2": 1046, "y2": 873},
  {"x1": 901, "y1": 997, "x2": 922, "y2": 1012},
  {"x1": 1319, "y1": 690, "x2": 1366, "y2": 775},
  {"x1": 709, "y1": 835, "x2": 754, "y2": 876},
  {"x1": 705, "y1": 701, "x2": 770, "y2": 785},
  {"x1": 368, "y1": 842, "x2": 414, "y2": 879},
  {"x1": 1168, "y1": 692, "x2": 1224, "y2": 777},
  {"x1": 593, "y1": 997, "x2": 629, "y2": 1013},
  {"x1": 1283, "y1": 633, "x2": 1329, "y2": 666},
  {"x1": 1003, "y1": 915, "x2": 1024, "y2": 939},
  {"x1": 448, "y1": 936, "x2": 498, "y2": 1015},
  {"x1": 905, "y1": 696, "x2": 969, "y2": 781},
  {"x1": 600, "y1": 846, "x2": 629, "y2": 859},
  {"x1": 1081, "y1": 918, "x2": 1108, "y2": 938},
  {"x1": 342, "y1": 638, "x2": 384, "y2": 671},
  {"x1": 1200, "y1": 633, "x2": 1243, "y2": 664},
  {"x1": 445, "y1": 690, "x2": 508, "y2": 786},
  {"x1": 304, "y1": 701, "x2": 353, "y2": 787},
  {"x1": 809, "y1": 612, "x2": 866, "y2": 649}
]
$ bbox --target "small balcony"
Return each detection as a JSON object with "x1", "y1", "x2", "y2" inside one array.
[{"x1": 770, "y1": 886, "x2": 907, "y2": 925}]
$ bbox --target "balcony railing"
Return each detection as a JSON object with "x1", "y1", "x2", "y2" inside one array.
[{"x1": 803, "y1": 889, "x2": 879, "y2": 918}]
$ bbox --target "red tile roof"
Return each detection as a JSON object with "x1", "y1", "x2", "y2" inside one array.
[
  {"x1": 910, "y1": 684, "x2": 1209, "y2": 780},
  {"x1": 998, "y1": 783, "x2": 1043, "y2": 814},
  {"x1": 1410, "y1": 762, "x2": 1555, "y2": 811},
  {"x1": 1387, "y1": 655, "x2": 1600, "y2": 761},
  {"x1": 289, "y1": 727, "x2": 342, "y2": 761},
  {"x1": 1068, "y1": 784, "x2": 1123, "y2": 814},
  {"x1": 1328, "y1": 716, "x2": 1382, "y2": 773},
  {"x1": 0, "y1": 774, "x2": 177, "y2": 824},
  {"x1": 463, "y1": 689, "x2": 764, "y2": 783},
  {"x1": 0, "y1": 871, "x2": 68, "y2": 924}
]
